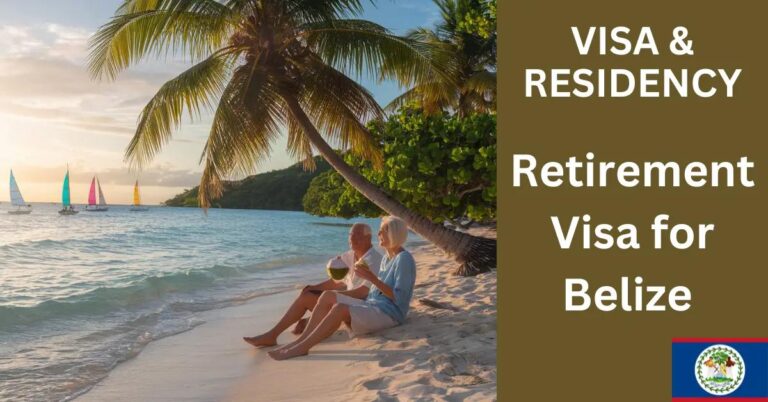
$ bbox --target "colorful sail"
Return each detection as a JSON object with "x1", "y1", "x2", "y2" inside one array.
[
  {"x1": 62, "y1": 170, "x2": 71, "y2": 207},
  {"x1": 88, "y1": 177, "x2": 97, "y2": 206},
  {"x1": 133, "y1": 181, "x2": 140, "y2": 206},
  {"x1": 9, "y1": 170, "x2": 26, "y2": 206},
  {"x1": 97, "y1": 178, "x2": 107, "y2": 206}
]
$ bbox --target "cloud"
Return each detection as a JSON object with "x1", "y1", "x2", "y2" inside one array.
[
  {"x1": 0, "y1": 24, "x2": 93, "y2": 62},
  {"x1": 0, "y1": 55, "x2": 178, "y2": 141},
  {"x1": 99, "y1": 165, "x2": 202, "y2": 188},
  {"x1": 0, "y1": 24, "x2": 213, "y2": 139},
  {"x1": 10, "y1": 163, "x2": 201, "y2": 188},
  {"x1": 0, "y1": 56, "x2": 171, "y2": 110},
  {"x1": 0, "y1": 26, "x2": 45, "y2": 56},
  {"x1": 46, "y1": 24, "x2": 91, "y2": 61}
]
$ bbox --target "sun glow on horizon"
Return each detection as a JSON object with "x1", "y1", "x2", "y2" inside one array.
[
  {"x1": 0, "y1": 0, "x2": 440, "y2": 205},
  {"x1": 0, "y1": 23, "x2": 294, "y2": 204}
]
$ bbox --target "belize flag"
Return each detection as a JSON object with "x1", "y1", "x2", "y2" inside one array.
[{"x1": 672, "y1": 338, "x2": 768, "y2": 401}]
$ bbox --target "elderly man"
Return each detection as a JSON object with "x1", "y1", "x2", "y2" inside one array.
[{"x1": 244, "y1": 223, "x2": 382, "y2": 347}]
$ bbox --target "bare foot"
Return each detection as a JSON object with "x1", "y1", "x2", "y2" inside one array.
[
  {"x1": 291, "y1": 318, "x2": 308, "y2": 335},
  {"x1": 243, "y1": 333, "x2": 277, "y2": 347},
  {"x1": 269, "y1": 343, "x2": 292, "y2": 354},
  {"x1": 269, "y1": 347, "x2": 308, "y2": 361}
]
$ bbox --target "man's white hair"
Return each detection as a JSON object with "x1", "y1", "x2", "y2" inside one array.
[{"x1": 351, "y1": 223, "x2": 372, "y2": 237}]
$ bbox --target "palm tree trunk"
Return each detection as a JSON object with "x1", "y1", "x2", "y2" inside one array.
[{"x1": 282, "y1": 94, "x2": 496, "y2": 276}]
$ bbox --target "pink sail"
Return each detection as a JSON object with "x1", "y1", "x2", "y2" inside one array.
[{"x1": 88, "y1": 177, "x2": 97, "y2": 206}]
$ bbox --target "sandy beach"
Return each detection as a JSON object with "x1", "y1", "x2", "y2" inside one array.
[{"x1": 79, "y1": 229, "x2": 497, "y2": 401}]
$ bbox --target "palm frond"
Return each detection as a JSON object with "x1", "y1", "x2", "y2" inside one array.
[
  {"x1": 384, "y1": 86, "x2": 421, "y2": 112},
  {"x1": 118, "y1": 0, "x2": 231, "y2": 14},
  {"x1": 385, "y1": 81, "x2": 455, "y2": 114},
  {"x1": 460, "y1": 90, "x2": 494, "y2": 114},
  {"x1": 284, "y1": 0, "x2": 370, "y2": 22},
  {"x1": 302, "y1": 19, "x2": 456, "y2": 89},
  {"x1": 286, "y1": 116, "x2": 317, "y2": 170},
  {"x1": 125, "y1": 49, "x2": 237, "y2": 168},
  {"x1": 116, "y1": 0, "x2": 160, "y2": 14},
  {"x1": 88, "y1": 0, "x2": 236, "y2": 80},
  {"x1": 458, "y1": 70, "x2": 496, "y2": 114},
  {"x1": 198, "y1": 63, "x2": 286, "y2": 207},
  {"x1": 297, "y1": 55, "x2": 384, "y2": 168},
  {"x1": 389, "y1": 1, "x2": 496, "y2": 115},
  {"x1": 405, "y1": 27, "x2": 443, "y2": 44},
  {"x1": 464, "y1": 70, "x2": 496, "y2": 96},
  {"x1": 433, "y1": 0, "x2": 459, "y2": 38}
]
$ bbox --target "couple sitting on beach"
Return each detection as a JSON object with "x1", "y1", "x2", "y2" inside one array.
[{"x1": 244, "y1": 216, "x2": 416, "y2": 360}]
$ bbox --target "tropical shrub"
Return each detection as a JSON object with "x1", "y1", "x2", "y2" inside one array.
[{"x1": 304, "y1": 107, "x2": 496, "y2": 222}]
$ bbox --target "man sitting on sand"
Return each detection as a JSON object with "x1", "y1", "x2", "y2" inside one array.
[
  {"x1": 243, "y1": 223, "x2": 382, "y2": 347},
  {"x1": 268, "y1": 216, "x2": 417, "y2": 361}
]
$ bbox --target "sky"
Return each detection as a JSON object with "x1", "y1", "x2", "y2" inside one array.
[{"x1": 0, "y1": 0, "x2": 440, "y2": 205}]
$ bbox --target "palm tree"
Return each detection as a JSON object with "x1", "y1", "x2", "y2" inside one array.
[
  {"x1": 388, "y1": 0, "x2": 496, "y2": 115},
  {"x1": 88, "y1": 0, "x2": 495, "y2": 276}
]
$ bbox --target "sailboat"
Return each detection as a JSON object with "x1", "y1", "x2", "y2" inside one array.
[
  {"x1": 85, "y1": 176, "x2": 109, "y2": 212},
  {"x1": 8, "y1": 170, "x2": 32, "y2": 215},
  {"x1": 58, "y1": 168, "x2": 78, "y2": 215},
  {"x1": 129, "y1": 180, "x2": 149, "y2": 212}
]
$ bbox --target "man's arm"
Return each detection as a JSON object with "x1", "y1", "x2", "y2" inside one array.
[{"x1": 336, "y1": 285, "x2": 370, "y2": 300}]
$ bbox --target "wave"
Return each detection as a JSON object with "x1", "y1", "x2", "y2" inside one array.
[
  {"x1": 0, "y1": 255, "x2": 319, "y2": 330},
  {"x1": 0, "y1": 309, "x2": 207, "y2": 402},
  {"x1": 0, "y1": 227, "x2": 162, "y2": 252}
]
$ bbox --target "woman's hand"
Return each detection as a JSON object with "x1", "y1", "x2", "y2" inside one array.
[
  {"x1": 353, "y1": 263, "x2": 377, "y2": 282},
  {"x1": 354, "y1": 260, "x2": 396, "y2": 300},
  {"x1": 357, "y1": 265, "x2": 395, "y2": 300}
]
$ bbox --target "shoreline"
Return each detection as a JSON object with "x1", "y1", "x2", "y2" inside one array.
[
  {"x1": 78, "y1": 229, "x2": 497, "y2": 401},
  {"x1": 77, "y1": 290, "x2": 315, "y2": 401}
]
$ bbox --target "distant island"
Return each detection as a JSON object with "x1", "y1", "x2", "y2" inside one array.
[{"x1": 164, "y1": 157, "x2": 330, "y2": 210}]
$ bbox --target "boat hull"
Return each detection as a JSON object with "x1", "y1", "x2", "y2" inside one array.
[
  {"x1": 8, "y1": 210, "x2": 32, "y2": 215},
  {"x1": 129, "y1": 207, "x2": 149, "y2": 212},
  {"x1": 85, "y1": 207, "x2": 109, "y2": 212},
  {"x1": 58, "y1": 209, "x2": 79, "y2": 216}
]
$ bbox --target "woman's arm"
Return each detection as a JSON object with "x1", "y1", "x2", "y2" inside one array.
[
  {"x1": 368, "y1": 276, "x2": 395, "y2": 301},
  {"x1": 354, "y1": 265, "x2": 396, "y2": 301},
  {"x1": 356, "y1": 254, "x2": 415, "y2": 303},
  {"x1": 383, "y1": 254, "x2": 416, "y2": 307}
]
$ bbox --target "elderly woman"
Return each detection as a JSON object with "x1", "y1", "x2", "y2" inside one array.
[{"x1": 269, "y1": 216, "x2": 416, "y2": 361}]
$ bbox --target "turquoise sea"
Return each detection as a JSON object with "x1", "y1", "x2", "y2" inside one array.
[{"x1": 0, "y1": 203, "x2": 381, "y2": 401}]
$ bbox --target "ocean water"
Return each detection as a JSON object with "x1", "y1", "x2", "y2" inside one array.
[{"x1": 0, "y1": 203, "x2": 381, "y2": 401}]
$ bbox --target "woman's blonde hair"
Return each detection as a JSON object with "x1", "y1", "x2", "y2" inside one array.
[{"x1": 382, "y1": 216, "x2": 408, "y2": 248}]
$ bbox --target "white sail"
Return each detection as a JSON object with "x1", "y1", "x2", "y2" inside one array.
[
  {"x1": 10, "y1": 170, "x2": 26, "y2": 206},
  {"x1": 97, "y1": 178, "x2": 107, "y2": 206}
]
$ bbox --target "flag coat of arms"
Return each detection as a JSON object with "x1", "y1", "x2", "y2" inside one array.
[{"x1": 673, "y1": 338, "x2": 768, "y2": 401}]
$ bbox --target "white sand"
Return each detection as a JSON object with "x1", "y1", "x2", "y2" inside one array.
[{"x1": 79, "y1": 229, "x2": 497, "y2": 401}]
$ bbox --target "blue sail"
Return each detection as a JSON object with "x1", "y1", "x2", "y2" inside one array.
[{"x1": 62, "y1": 171, "x2": 71, "y2": 207}]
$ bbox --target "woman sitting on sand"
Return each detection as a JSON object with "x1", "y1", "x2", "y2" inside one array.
[{"x1": 269, "y1": 216, "x2": 416, "y2": 361}]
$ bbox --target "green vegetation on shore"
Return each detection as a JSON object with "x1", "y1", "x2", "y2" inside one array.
[
  {"x1": 304, "y1": 107, "x2": 496, "y2": 222},
  {"x1": 165, "y1": 158, "x2": 330, "y2": 210}
]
